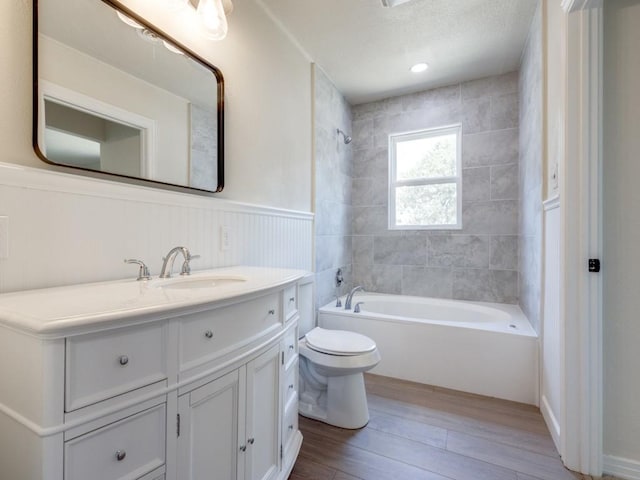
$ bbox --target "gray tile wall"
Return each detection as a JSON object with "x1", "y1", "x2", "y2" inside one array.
[
  {"x1": 519, "y1": 4, "x2": 543, "y2": 332},
  {"x1": 314, "y1": 66, "x2": 353, "y2": 308},
  {"x1": 350, "y1": 72, "x2": 520, "y2": 304}
]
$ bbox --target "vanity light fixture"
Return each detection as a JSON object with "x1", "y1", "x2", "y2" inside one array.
[
  {"x1": 197, "y1": 0, "x2": 232, "y2": 41},
  {"x1": 116, "y1": 0, "x2": 234, "y2": 42},
  {"x1": 116, "y1": 11, "x2": 144, "y2": 30},
  {"x1": 166, "y1": 0, "x2": 190, "y2": 11},
  {"x1": 410, "y1": 62, "x2": 429, "y2": 73}
]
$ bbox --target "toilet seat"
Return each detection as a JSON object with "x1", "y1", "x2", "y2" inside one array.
[{"x1": 305, "y1": 327, "x2": 376, "y2": 356}]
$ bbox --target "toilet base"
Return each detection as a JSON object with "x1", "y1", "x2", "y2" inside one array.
[{"x1": 299, "y1": 370, "x2": 370, "y2": 429}]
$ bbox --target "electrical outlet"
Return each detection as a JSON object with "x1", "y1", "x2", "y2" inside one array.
[
  {"x1": 220, "y1": 225, "x2": 231, "y2": 252},
  {"x1": 0, "y1": 216, "x2": 8, "y2": 259}
]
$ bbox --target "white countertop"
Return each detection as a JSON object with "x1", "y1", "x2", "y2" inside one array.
[{"x1": 0, "y1": 266, "x2": 308, "y2": 336}]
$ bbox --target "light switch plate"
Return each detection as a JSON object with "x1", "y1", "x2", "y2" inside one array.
[{"x1": 0, "y1": 216, "x2": 8, "y2": 259}]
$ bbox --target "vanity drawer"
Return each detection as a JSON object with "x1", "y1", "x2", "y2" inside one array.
[
  {"x1": 281, "y1": 325, "x2": 298, "y2": 370},
  {"x1": 180, "y1": 293, "x2": 280, "y2": 371},
  {"x1": 66, "y1": 323, "x2": 166, "y2": 411},
  {"x1": 64, "y1": 403, "x2": 166, "y2": 480},
  {"x1": 284, "y1": 284, "x2": 297, "y2": 320},
  {"x1": 283, "y1": 358, "x2": 298, "y2": 406},
  {"x1": 282, "y1": 396, "x2": 298, "y2": 450}
]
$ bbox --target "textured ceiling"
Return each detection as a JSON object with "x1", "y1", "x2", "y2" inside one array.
[{"x1": 259, "y1": 0, "x2": 538, "y2": 104}]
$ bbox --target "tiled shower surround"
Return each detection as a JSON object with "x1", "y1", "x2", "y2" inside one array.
[
  {"x1": 518, "y1": 4, "x2": 543, "y2": 332},
  {"x1": 314, "y1": 66, "x2": 353, "y2": 308},
  {"x1": 350, "y1": 72, "x2": 520, "y2": 304}
]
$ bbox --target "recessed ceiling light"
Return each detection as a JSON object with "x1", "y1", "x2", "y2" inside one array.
[{"x1": 410, "y1": 63, "x2": 429, "y2": 73}]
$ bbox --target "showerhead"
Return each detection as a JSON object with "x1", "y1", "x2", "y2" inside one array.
[{"x1": 337, "y1": 128, "x2": 352, "y2": 145}]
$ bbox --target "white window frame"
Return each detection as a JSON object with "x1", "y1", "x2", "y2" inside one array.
[{"x1": 388, "y1": 124, "x2": 463, "y2": 230}]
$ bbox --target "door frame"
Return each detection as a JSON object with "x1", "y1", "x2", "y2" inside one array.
[{"x1": 559, "y1": 0, "x2": 603, "y2": 474}]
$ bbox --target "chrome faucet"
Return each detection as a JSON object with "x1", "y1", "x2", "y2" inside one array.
[
  {"x1": 344, "y1": 285, "x2": 365, "y2": 310},
  {"x1": 159, "y1": 246, "x2": 198, "y2": 278}
]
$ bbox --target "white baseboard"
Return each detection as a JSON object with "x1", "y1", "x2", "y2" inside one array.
[
  {"x1": 604, "y1": 455, "x2": 640, "y2": 480},
  {"x1": 540, "y1": 394, "x2": 561, "y2": 451}
]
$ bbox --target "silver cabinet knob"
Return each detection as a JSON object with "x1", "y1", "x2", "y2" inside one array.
[
  {"x1": 115, "y1": 450, "x2": 126, "y2": 461},
  {"x1": 204, "y1": 330, "x2": 213, "y2": 339},
  {"x1": 247, "y1": 438, "x2": 255, "y2": 445},
  {"x1": 239, "y1": 445, "x2": 246, "y2": 452},
  {"x1": 288, "y1": 345, "x2": 295, "y2": 350},
  {"x1": 268, "y1": 309, "x2": 275, "y2": 315},
  {"x1": 289, "y1": 297, "x2": 295, "y2": 303},
  {"x1": 288, "y1": 384, "x2": 294, "y2": 390},
  {"x1": 288, "y1": 425, "x2": 294, "y2": 430},
  {"x1": 118, "y1": 355, "x2": 129, "y2": 366}
]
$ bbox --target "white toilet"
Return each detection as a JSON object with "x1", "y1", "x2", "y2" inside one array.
[{"x1": 298, "y1": 326, "x2": 381, "y2": 429}]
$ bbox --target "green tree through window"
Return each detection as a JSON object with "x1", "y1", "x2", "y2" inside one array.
[{"x1": 389, "y1": 125, "x2": 461, "y2": 229}]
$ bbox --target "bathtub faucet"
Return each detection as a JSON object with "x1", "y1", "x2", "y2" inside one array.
[{"x1": 345, "y1": 286, "x2": 365, "y2": 310}]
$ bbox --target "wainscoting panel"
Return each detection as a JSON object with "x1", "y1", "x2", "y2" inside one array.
[{"x1": 0, "y1": 163, "x2": 313, "y2": 293}]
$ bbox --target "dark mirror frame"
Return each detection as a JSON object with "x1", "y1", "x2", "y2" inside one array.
[{"x1": 32, "y1": 0, "x2": 225, "y2": 193}]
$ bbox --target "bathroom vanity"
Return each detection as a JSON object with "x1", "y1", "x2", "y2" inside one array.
[{"x1": 0, "y1": 266, "x2": 310, "y2": 480}]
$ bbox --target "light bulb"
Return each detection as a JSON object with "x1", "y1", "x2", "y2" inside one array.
[{"x1": 197, "y1": 0, "x2": 228, "y2": 40}]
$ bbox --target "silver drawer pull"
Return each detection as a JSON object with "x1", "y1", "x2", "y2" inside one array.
[
  {"x1": 118, "y1": 355, "x2": 129, "y2": 366},
  {"x1": 247, "y1": 437, "x2": 255, "y2": 445},
  {"x1": 289, "y1": 297, "x2": 295, "y2": 303},
  {"x1": 204, "y1": 330, "x2": 214, "y2": 339},
  {"x1": 268, "y1": 309, "x2": 275, "y2": 315},
  {"x1": 115, "y1": 450, "x2": 126, "y2": 461},
  {"x1": 239, "y1": 445, "x2": 246, "y2": 452},
  {"x1": 288, "y1": 425, "x2": 294, "y2": 430}
]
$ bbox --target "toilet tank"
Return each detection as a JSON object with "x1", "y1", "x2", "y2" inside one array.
[{"x1": 297, "y1": 274, "x2": 315, "y2": 337}]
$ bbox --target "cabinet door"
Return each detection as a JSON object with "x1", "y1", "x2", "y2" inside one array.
[
  {"x1": 177, "y1": 369, "x2": 246, "y2": 480},
  {"x1": 245, "y1": 346, "x2": 280, "y2": 480}
]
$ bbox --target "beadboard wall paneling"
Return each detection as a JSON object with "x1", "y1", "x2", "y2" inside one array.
[{"x1": 0, "y1": 163, "x2": 313, "y2": 294}]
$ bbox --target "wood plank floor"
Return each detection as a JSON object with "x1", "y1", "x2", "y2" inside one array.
[{"x1": 290, "y1": 374, "x2": 618, "y2": 480}]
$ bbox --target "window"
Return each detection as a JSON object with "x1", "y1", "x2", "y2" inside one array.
[{"x1": 388, "y1": 124, "x2": 462, "y2": 229}]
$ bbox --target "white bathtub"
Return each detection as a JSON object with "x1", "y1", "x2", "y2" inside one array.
[{"x1": 318, "y1": 293, "x2": 539, "y2": 405}]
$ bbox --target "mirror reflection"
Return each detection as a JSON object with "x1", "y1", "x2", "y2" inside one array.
[{"x1": 35, "y1": 0, "x2": 224, "y2": 192}]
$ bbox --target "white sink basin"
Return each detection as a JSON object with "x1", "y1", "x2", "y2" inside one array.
[{"x1": 152, "y1": 275, "x2": 247, "y2": 290}]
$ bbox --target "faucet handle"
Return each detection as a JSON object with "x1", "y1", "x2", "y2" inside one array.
[
  {"x1": 335, "y1": 295, "x2": 342, "y2": 308},
  {"x1": 180, "y1": 254, "x2": 200, "y2": 276},
  {"x1": 124, "y1": 259, "x2": 151, "y2": 281},
  {"x1": 354, "y1": 302, "x2": 365, "y2": 313}
]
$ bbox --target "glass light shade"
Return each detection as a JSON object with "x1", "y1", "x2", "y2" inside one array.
[
  {"x1": 163, "y1": 40, "x2": 184, "y2": 55},
  {"x1": 166, "y1": 0, "x2": 189, "y2": 11},
  {"x1": 197, "y1": 0, "x2": 228, "y2": 40},
  {"x1": 116, "y1": 11, "x2": 144, "y2": 30}
]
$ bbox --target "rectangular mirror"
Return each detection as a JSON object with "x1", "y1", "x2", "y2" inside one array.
[{"x1": 34, "y1": 0, "x2": 224, "y2": 192}]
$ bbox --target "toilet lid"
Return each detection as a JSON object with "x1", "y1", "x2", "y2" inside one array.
[{"x1": 305, "y1": 327, "x2": 377, "y2": 355}]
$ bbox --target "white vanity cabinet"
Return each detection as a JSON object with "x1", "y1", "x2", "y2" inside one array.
[
  {"x1": 177, "y1": 344, "x2": 281, "y2": 480},
  {"x1": 0, "y1": 267, "x2": 308, "y2": 480}
]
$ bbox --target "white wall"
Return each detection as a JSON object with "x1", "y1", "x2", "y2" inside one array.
[
  {"x1": 0, "y1": 0, "x2": 313, "y2": 293},
  {"x1": 603, "y1": 0, "x2": 640, "y2": 472}
]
